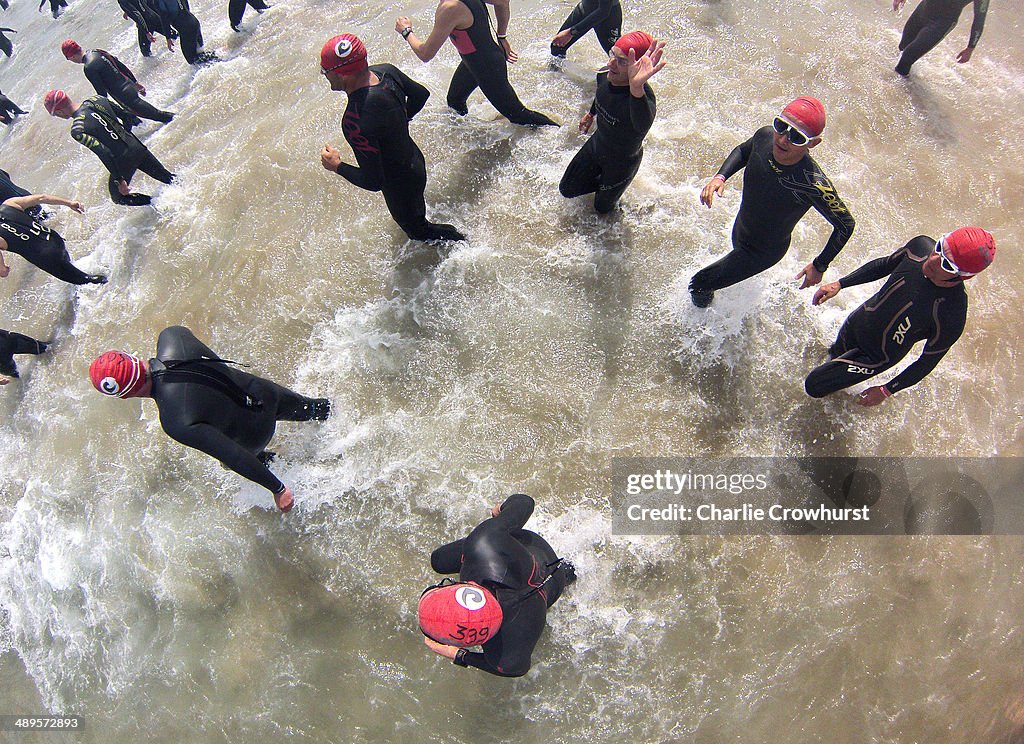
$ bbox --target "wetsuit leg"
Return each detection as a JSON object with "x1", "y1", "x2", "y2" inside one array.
[
  {"x1": 384, "y1": 152, "x2": 466, "y2": 242},
  {"x1": 137, "y1": 24, "x2": 154, "y2": 56},
  {"x1": 446, "y1": 61, "x2": 479, "y2": 116},
  {"x1": 593, "y1": 151, "x2": 641, "y2": 214},
  {"x1": 0, "y1": 329, "x2": 47, "y2": 378},
  {"x1": 451, "y1": 54, "x2": 558, "y2": 127},
  {"x1": 248, "y1": 377, "x2": 330, "y2": 422},
  {"x1": 0, "y1": 35, "x2": 11, "y2": 58},
  {"x1": 804, "y1": 351, "x2": 892, "y2": 398},
  {"x1": 108, "y1": 171, "x2": 152, "y2": 207},
  {"x1": 430, "y1": 538, "x2": 466, "y2": 574},
  {"x1": 21, "y1": 235, "x2": 100, "y2": 285},
  {"x1": 117, "y1": 89, "x2": 174, "y2": 123},
  {"x1": 228, "y1": 0, "x2": 246, "y2": 28},
  {"x1": 516, "y1": 530, "x2": 569, "y2": 608},
  {"x1": 896, "y1": 1, "x2": 957, "y2": 74},
  {"x1": 550, "y1": 3, "x2": 588, "y2": 57},
  {"x1": 136, "y1": 150, "x2": 176, "y2": 185},
  {"x1": 560, "y1": 139, "x2": 603, "y2": 199},
  {"x1": 172, "y1": 11, "x2": 203, "y2": 64},
  {"x1": 689, "y1": 232, "x2": 790, "y2": 297}
]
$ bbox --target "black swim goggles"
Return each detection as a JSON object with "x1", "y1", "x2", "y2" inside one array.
[
  {"x1": 772, "y1": 116, "x2": 813, "y2": 147},
  {"x1": 419, "y1": 577, "x2": 466, "y2": 598}
]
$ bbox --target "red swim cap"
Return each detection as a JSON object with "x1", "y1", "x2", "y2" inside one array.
[
  {"x1": 782, "y1": 96, "x2": 826, "y2": 138},
  {"x1": 89, "y1": 351, "x2": 149, "y2": 398},
  {"x1": 942, "y1": 227, "x2": 996, "y2": 276},
  {"x1": 61, "y1": 39, "x2": 83, "y2": 59},
  {"x1": 320, "y1": 34, "x2": 368, "y2": 76},
  {"x1": 418, "y1": 582, "x2": 503, "y2": 647},
  {"x1": 43, "y1": 89, "x2": 71, "y2": 116},
  {"x1": 613, "y1": 31, "x2": 653, "y2": 58}
]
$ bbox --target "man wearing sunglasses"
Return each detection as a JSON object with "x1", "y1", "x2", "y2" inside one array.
[
  {"x1": 691, "y1": 96, "x2": 855, "y2": 308},
  {"x1": 319, "y1": 34, "x2": 466, "y2": 244},
  {"x1": 804, "y1": 227, "x2": 995, "y2": 407}
]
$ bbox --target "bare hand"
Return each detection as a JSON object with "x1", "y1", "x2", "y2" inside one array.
[
  {"x1": 0, "y1": 263, "x2": 9, "y2": 278},
  {"x1": 274, "y1": 485, "x2": 294, "y2": 512},
  {"x1": 955, "y1": 46, "x2": 974, "y2": 64},
  {"x1": 116, "y1": 180, "x2": 131, "y2": 196},
  {"x1": 626, "y1": 39, "x2": 666, "y2": 94},
  {"x1": 552, "y1": 29, "x2": 573, "y2": 48},
  {"x1": 137, "y1": 84, "x2": 147, "y2": 96},
  {"x1": 321, "y1": 144, "x2": 342, "y2": 172},
  {"x1": 892, "y1": 0, "x2": 906, "y2": 11},
  {"x1": 812, "y1": 281, "x2": 840, "y2": 306},
  {"x1": 856, "y1": 386, "x2": 890, "y2": 407},
  {"x1": 68, "y1": 200, "x2": 85, "y2": 213},
  {"x1": 700, "y1": 177, "x2": 726, "y2": 207},
  {"x1": 167, "y1": 37, "x2": 175, "y2": 51},
  {"x1": 499, "y1": 37, "x2": 518, "y2": 63},
  {"x1": 490, "y1": 502, "x2": 502, "y2": 518},
  {"x1": 796, "y1": 263, "x2": 823, "y2": 289},
  {"x1": 395, "y1": 16, "x2": 412, "y2": 35},
  {"x1": 147, "y1": 32, "x2": 156, "y2": 43},
  {"x1": 578, "y1": 112, "x2": 594, "y2": 134},
  {"x1": 0, "y1": 376, "x2": 8, "y2": 385},
  {"x1": 424, "y1": 636, "x2": 458, "y2": 659}
]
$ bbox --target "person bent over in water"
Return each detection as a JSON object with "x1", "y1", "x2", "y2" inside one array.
[
  {"x1": 691, "y1": 96, "x2": 855, "y2": 309},
  {"x1": 805, "y1": 227, "x2": 995, "y2": 407},
  {"x1": 419, "y1": 493, "x2": 576, "y2": 677},
  {"x1": 44, "y1": 89, "x2": 176, "y2": 207},
  {"x1": 0, "y1": 194, "x2": 106, "y2": 285},
  {"x1": 89, "y1": 326, "x2": 331, "y2": 512},
  {"x1": 61, "y1": 39, "x2": 174, "y2": 124},
  {"x1": 319, "y1": 34, "x2": 466, "y2": 243},
  {"x1": 0, "y1": 329, "x2": 48, "y2": 385},
  {"x1": 560, "y1": 32, "x2": 664, "y2": 214}
]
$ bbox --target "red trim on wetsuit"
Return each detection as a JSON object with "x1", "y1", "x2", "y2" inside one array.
[{"x1": 449, "y1": 29, "x2": 476, "y2": 54}]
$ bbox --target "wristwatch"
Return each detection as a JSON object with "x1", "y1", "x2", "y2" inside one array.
[{"x1": 401, "y1": 26, "x2": 413, "y2": 39}]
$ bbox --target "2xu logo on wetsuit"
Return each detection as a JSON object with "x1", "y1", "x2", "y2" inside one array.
[{"x1": 892, "y1": 316, "x2": 912, "y2": 345}]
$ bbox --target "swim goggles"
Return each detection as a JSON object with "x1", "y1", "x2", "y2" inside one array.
[
  {"x1": 934, "y1": 237, "x2": 976, "y2": 277},
  {"x1": 772, "y1": 116, "x2": 813, "y2": 147}
]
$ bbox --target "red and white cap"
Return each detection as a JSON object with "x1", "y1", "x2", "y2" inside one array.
[
  {"x1": 320, "y1": 34, "x2": 368, "y2": 76},
  {"x1": 89, "y1": 351, "x2": 149, "y2": 399},
  {"x1": 418, "y1": 581, "x2": 503, "y2": 648},
  {"x1": 43, "y1": 89, "x2": 71, "y2": 115}
]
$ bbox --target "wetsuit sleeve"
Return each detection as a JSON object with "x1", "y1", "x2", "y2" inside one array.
[
  {"x1": 569, "y1": 0, "x2": 615, "y2": 37},
  {"x1": 382, "y1": 64, "x2": 430, "y2": 120},
  {"x1": 969, "y1": 0, "x2": 988, "y2": 48},
  {"x1": 336, "y1": 105, "x2": 388, "y2": 192},
  {"x1": 836, "y1": 244, "x2": 907, "y2": 289},
  {"x1": 716, "y1": 137, "x2": 754, "y2": 180},
  {"x1": 430, "y1": 539, "x2": 465, "y2": 574},
  {"x1": 164, "y1": 420, "x2": 285, "y2": 494},
  {"x1": 807, "y1": 175, "x2": 856, "y2": 272},
  {"x1": 629, "y1": 85, "x2": 656, "y2": 133},
  {"x1": 453, "y1": 593, "x2": 546, "y2": 677},
  {"x1": 491, "y1": 493, "x2": 535, "y2": 531},
  {"x1": 885, "y1": 300, "x2": 966, "y2": 394}
]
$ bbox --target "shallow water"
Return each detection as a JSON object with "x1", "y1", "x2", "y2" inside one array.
[{"x1": 1, "y1": 0, "x2": 1022, "y2": 741}]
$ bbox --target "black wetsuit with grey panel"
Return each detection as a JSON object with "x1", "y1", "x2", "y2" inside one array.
[
  {"x1": 149, "y1": 326, "x2": 327, "y2": 496},
  {"x1": 446, "y1": 0, "x2": 558, "y2": 126},
  {"x1": 337, "y1": 64, "x2": 463, "y2": 242},
  {"x1": 897, "y1": 0, "x2": 988, "y2": 75},
  {"x1": 690, "y1": 126, "x2": 855, "y2": 295},
  {"x1": 804, "y1": 237, "x2": 967, "y2": 397},
  {"x1": 559, "y1": 72, "x2": 654, "y2": 213},
  {"x1": 0, "y1": 205, "x2": 96, "y2": 284},
  {"x1": 429, "y1": 493, "x2": 572, "y2": 677}
]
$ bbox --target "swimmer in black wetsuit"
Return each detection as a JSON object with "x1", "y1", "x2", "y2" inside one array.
[
  {"x1": 62, "y1": 40, "x2": 175, "y2": 124},
  {"x1": 691, "y1": 96, "x2": 855, "y2": 308},
  {"x1": 44, "y1": 90, "x2": 176, "y2": 207},
  {"x1": 319, "y1": 35, "x2": 466, "y2": 244},
  {"x1": 0, "y1": 91, "x2": 26, "y2": 125},
  {"x1": 421, "y1": 494, "x2": 575, "y2": 677},
  {"x1": 0, "y1": 329, "x2": 48, "y2": 385},
  {"x1": 396, "y1": 0, "x2": 559, "y2": 127},
  {"x1": 805, "y1": 227, "x2": 995, "y2": 407},
  {"x1": 228, "y1": 0, "x2": 268, "y2": 31},
  {"x1": 116, "y1": 0, "x2": 175, "y2": 57},
  {"x1": 550, "y1": 0, "x2": 621, "y2": 58},
  {"x1": 89, "y1": 326, "x2": 331, "y2": 512},
  {"x1": 0, "y1": 26, "x2": 15, "y2": 57},
  {"x1": 149, "y1": 0, "x2": 216, "y2": 65},
  {"x1": 0, "y1": 194, "x2": 107, "y2": 285},
  {"x1": 893, "y1": 0, "x2": 988, "y2": 76},
  {"x1": 560, "y1": 32, "x2": 663, "y2": 214}
]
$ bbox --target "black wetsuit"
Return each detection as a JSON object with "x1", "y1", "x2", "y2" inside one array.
[
  {"x1": 430, "y1": 493, "x2": 573, "y2": 677},
  {"x1": 0, "y1": 329, "x2": 47, "y2": 379},
  {"x1": 149, "y1": 326, "x2": 329, "y2": 497},
  {"x1": 39, "y1": 0, "x2": 67, "y2": 18},
  {"x1": 0, "y1": 93, "x2": 26, "y2": 125},
  {"x1": 82, "y1": 50, "x2": 173, "y2": 123},
  {"x1": 897, "y1": 0, "x2": 988, "y2": 75},
  {"x1": 71, "y1": 96, "x2": 175, "y2": 206},
  {"x1": 150, "y1": 0, "x2": 211, "y2": 65},
  {"x1": 690, "y1": 126, "x2": 855, "y2": 298},
  {"x1": 228, "y1": 0, "x2": 267, "y2": 30},
  {"x1": 0, "y1": 170, "x2": 42, "y2": 218},
  {"x1": 337, "y1": 64, "x2": 465, "y2": 243},
  {"x1": 0, "y1": 204, "x2": 104, "y2": 285},
  {"x1": 446, "y1": 0, "x2": 558, "y2": 126},
  {"x1": 550, "y1": 0, "x2": 621, "y2": 57},
  {"x1": 0, "y1": 27, "x2": 14, "y2": 57},
  {"x1": 559, "y1": 72, "x2": 654, "y2": 213},
  {"x1": 805, "y1": 237, "x2": 967, "y2": 398},
  {"x1": 117, "y1": 0, "x2": 173, "y2": 57}
]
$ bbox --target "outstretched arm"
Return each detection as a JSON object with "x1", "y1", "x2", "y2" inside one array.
[
  {"x1": 2, "y1": 194, "x2": 84, "y2": 213},
  {"x1": 396, "y1": 0, "x2": 467, "y2": 62}
]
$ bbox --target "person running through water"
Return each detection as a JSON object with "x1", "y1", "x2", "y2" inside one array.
[
  {"x1": 0, "y1": 91, "x2": 26, "y2": 125},
  {"x1": 805, "y1": 227, "x2": 995, "y2": 406},
  {"x1": 319, "y1": 34, "x2": 466, "y2": 244},
  {"x1": 893, "y1": 0, "x2": 988, "y2": 77},
  {"x1": 419, "y1": 493, "x2": 575, "y2": 677},
  {"x1": 549, "y1": 0, "x2": 621, "y2": 59},
  {"x1": 691, "y1": 96, "x2": 856, "y2": 308},
  {"x1": 0, "y1": 329, "x2": 48, "y2": 385},
  {"x1": 89, "y1": 326, "x2": 331, "y2": 512},
  {"x1": 0, "y1": 193, "x2": 107, "y2": 285},
  {"x1": 560, "y1": 32, "x2": 664, "y2": 214},
  {"x1": 44, "y1": 89, "x2": 176, "y2": 207},
  {"x1": 148, "y1": 0, "x2": 216, "y2": 65},
  {"x1": 395, "y1": 0, "x2": 558, "y2": 126},
  {"x1": 61, "y1": 40, "x2": 175, "y2": 124}
]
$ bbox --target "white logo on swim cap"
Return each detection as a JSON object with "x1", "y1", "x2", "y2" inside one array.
[
  {"x1": 100, "y1": 376, "x2": 121, "y2": 396},
  {"x1": 454, "y1": 585, "x2": 487, "y2": 611},
  {"x1": 335, "y1": 39, "x2": 353, "y2": 59}
]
